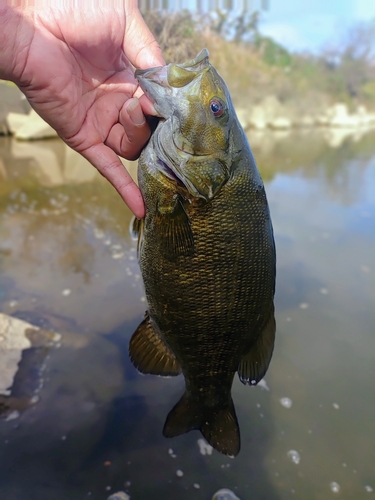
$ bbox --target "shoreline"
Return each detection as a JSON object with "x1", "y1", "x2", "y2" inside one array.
[
  {"x1": 1, "y1": 82, "x2": 374, "y2": 141},
  {"x1": 236, "y1": 97, "x2": 375, "y2": 132}
]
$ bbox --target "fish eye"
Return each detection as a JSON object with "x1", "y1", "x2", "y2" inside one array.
[{"x1": 210, "y1": 98, "x2": 225, "y2": 118}]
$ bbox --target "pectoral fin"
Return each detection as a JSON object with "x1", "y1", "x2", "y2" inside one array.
[
  {"x1": 238, "y1": 312, "x2": 276, "y2": 385},
  {"x1": 129, "y1": 313, "x2": 181, "y2": 377},
  {"x1": 131, "y1": 217, "x2": 144, "y2": 258},
  {"x1": 156, "y1": 195, "x2": 194, "y2": 260}
]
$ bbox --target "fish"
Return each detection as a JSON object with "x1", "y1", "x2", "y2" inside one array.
[{"x1": 130, "y1": 49, "x2": 276, "y2": 457}]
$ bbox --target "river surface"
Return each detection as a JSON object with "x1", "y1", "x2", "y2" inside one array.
[{"x1": 0, "y1": 127, "x2": 374, "y2": 500}]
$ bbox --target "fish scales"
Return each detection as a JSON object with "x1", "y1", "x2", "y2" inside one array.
[{"x1": 130, "y1": 49, "x2": 276, "y2": 456}]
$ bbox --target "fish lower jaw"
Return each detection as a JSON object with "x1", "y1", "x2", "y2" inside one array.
[{"x1": 156, "y1": 159, "x2": 187, "y2": 190}]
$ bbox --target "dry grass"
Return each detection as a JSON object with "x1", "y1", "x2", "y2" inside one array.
[
  {"x1": 142, "y1": 11, "x2": 375, "y2": 112},
  {"x1": 203, "y1": 34, "x2": 286, "y2": 106},
  {"x1": 142, "y1": 10, "x2": 203, "y2": 63}
]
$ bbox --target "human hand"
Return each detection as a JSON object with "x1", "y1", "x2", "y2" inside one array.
[{"x1": 1, "y1": 3, "x2": 164, "y2": 218}]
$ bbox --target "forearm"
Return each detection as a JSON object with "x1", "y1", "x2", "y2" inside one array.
[{"x1": 0, "y1": 6, "x2": 34, "y2": 84}]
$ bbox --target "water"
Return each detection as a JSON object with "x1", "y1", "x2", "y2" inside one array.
[{"x1": 0, "y1": 128, "x2": 374, "y2": 499}]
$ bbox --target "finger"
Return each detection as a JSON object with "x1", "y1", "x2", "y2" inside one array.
[
  {"x1": 134, "y1": 80, "x2": 159, "y2": 117},
  {"x1": 124, "y1": 9, "x2": 165, "y2": 69},
  {"x1": 138, "y1": 93, "x2": 160, "y2": 117},
  {"x1": 82, "y1": 142, "x2": 145, "y2": 218},
  {"x1": 105, "y1": 98, "x2": 151, "y2": 160}
]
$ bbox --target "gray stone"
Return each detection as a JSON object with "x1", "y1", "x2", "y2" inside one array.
[
  {"x1": 248, "y1": 104, "x2": 267, "y2": 129},
  {"x1": 107, "y1": 492, "x2": 130, "y2": 500},
  {"x1": 0, "y1": 313, "x2": 61, "y2": 396},
  {"x1": 7, "y1": 109, "x2": 58, "y2": 140},
  {"x1": 269, "y1": 117, "x2": 292, "y2": 129},
  {"x1": 235, "y1": 108, "x2": 251, "y2": 130},
  {"x1": 249, "y1": 95, "x2": 294, "y2": 129},
  {"x1": 321, "y1": 102, "x2": 375, "y2": 128},
  {"x1": 0, "y1": 314, "x2": 32, "y2": 395},
  {"x1": 0, "y1": 82, "x2": 31, "y2": 135},
  {"x1": 212, "y1": 489, "x2": 240, "y2": 500},
  {"x1": 261, "y1": 95, "x2": 284, "y2": 120},
  {"x1": 299, "y1": 115, "x2": 315, "y2": 127}
]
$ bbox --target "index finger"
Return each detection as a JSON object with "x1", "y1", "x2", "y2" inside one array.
[{"x1": 82, "y1": 142, "x2": 145, "y2": 218}]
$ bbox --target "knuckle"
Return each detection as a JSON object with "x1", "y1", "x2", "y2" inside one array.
[{"x1": 100, "y1": 159, "x2": 121, "y2": 176}]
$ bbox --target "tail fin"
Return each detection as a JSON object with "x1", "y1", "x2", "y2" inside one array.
[{"x1": 163, "y1": 392, "x2": 240, "y2": 456}]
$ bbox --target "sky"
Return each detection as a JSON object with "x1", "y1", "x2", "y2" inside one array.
[{"x1": 259, "y1": 0, "x2": 375, "y2": 53}]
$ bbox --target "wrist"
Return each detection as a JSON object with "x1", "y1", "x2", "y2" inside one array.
[{"x1": 0, "y1": 6, "x2": 33, "y2": 84}]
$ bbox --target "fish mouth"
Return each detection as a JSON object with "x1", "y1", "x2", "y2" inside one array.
[
  {"x1": 157, "y1": 159, "x2": 187, "y2": 190},
  {"x1": 135, "y1": 49, "x2": 210, "y2": 113},
  {"x1": 135, "y1": 49, "x2": 209, "y2": 84},
  {"x1": 135, "y1": 66, "x2": 173, "y2": 118},
  {"x1": 135, "y1": 66, "x2": 169, "y2": 88}
]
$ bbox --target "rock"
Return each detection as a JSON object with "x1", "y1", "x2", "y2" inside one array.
[
  {"x1": 356, "y1": 104, "x2": 367, "y2": 116},
  {"x1": 328, "y1": 103, "x2": 352, "y2": 127},
  {"x1": 6, "y1": 109, "x2": 58, "y2": 140},
  {"x1": 0, "y1": 314, "x2": 32, "y2": 395},
  {"x1": 0, "y1": 82, "x2": 31, "y2": 135},
  {"x1": 249, "y1": 95, "x2": 294, "y2": 129},
  {"x1": 235, "y1": 108, "x2": 251, "y2": 130},
  {"x1": 322, "y1": 102, "x2": 375, "y2": 128},
  {"x1": 212, "y1": 489, "x2": 241, "y2": 500},
  {"x1": 6, "y1": 113, "x2": 30, "y2": 134},
  {"x1": 269, "y1": 117, "x2": 292, "y2": 129},
  {"x1": 316, "y1": 114, "x2": 330, "y2": 126},
  {"x1": 299, "y1": 115, "x2": 315, "y2": 127},
  {"x1": 248, "y1": 105, "x2": 267, "y2": 129},
  {"x1": 246, "y1": 95, "x2": 375, "y2": 130},
  {"x1": 356, "y1": 105, "x2": 375, "y2": 126},
  {"x1": 107, "y1": 492, "x2": 130, "y2": 500},
  {"x1": 261, "y1": 95, "x2": 284, "y2": 120},
  {"x1": 0, "y1": 313, "x2": 60, "y2": 401}
]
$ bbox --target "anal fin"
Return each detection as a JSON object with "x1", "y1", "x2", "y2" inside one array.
[
  {"x1": 238, "y1": 312, "x2": 276, "y2": 385},
  {"x1": 129, "y1": 313, "x2": 181, "y2": 377}
]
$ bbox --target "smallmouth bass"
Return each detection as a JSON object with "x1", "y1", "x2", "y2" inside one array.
[{"x1": 130, "y1": 49, "x2": 276, "y2": 456}]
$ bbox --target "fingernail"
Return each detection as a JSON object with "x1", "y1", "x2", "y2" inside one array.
[{"x1": 126, "y1": 98, "x2": 145, "y2": 127}]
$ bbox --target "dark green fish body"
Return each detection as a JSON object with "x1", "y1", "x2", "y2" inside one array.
[{"x1": 130, "y1": 50, "x2": 276, "y2": 456}]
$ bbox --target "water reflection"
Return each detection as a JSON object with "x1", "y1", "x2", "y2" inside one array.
[{"x1": 0, "y1": 129, "x2": 374, "y2": 499}]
